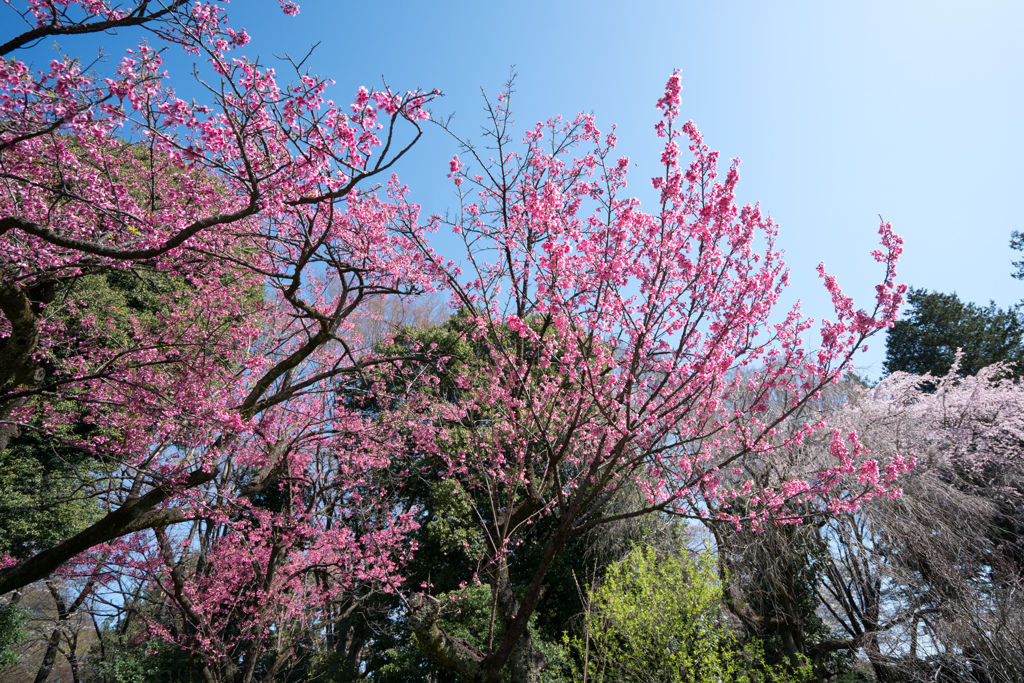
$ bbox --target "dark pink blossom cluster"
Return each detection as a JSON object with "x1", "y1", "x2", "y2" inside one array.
[{"x1": 411, "y1": 72, "x2": 909, "y2": 548}]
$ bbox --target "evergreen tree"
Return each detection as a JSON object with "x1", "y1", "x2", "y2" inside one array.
[
  {"x1": 1010, "y1": 230, "x2": 1024, "y2": 282},
  {"x1": 883, "y1": 287, "x2": 1024, "y2": 378}
]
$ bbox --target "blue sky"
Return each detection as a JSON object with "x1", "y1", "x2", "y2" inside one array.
[
  {"x1": 12, "y1": 0, "x2": 1024, "y2": 379},
  {"x1": 230, "y1": 0, "x2": 1024, "y2": 379}
]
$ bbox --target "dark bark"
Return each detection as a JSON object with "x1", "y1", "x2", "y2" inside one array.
[
  {"x1": 32, "y1": 625, "x2": 61, "y2": 683},
  {"x1": 0, "y1": 280, "x2": 41, "y2": 391},
  {"x1": 0, "y1": 0, "x2": 192, "y2": 56},
  {"x1": 408, "y1": 593, "x2": 491, "y2": 682},
  {"x1": 0, "y1": 279, "x2": 52, "y2": 449},
  {"x1": 408, "y1": 528, "x2": 559, "y2": 683},
  {"x1": 33, "y1": 579, "x2": 90, "y2": 683},
  {"x1": 489, "y1": 558, "x2": 546, "y2": 683}
]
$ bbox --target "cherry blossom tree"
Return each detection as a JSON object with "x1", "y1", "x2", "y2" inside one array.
[
  {"x1": 390, "y1": 74, "x2": 909, "y2": 683},
  {"x1": 0, "y1": 2, "x2": 445, "y2": 677}
]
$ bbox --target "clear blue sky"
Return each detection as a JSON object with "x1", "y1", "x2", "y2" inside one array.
[{"x1": 15, "y1": 0, "x2": 1024, "y2": 379}]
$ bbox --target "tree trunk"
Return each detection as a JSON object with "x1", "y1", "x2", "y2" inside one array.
[
  {"x1": 32, "y1": 626, "x2": 61, "y2": 683},
  {"x1": 491, "y1": 559, "x2": 545, "y2": 683}
]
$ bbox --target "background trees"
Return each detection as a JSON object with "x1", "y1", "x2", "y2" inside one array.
[
  {"x1": 882, "y1": 288, "x2": 1024, "y2": 379},
  {"x1": 815, "y1": 361, "x2": 1024, "y2": 682}
]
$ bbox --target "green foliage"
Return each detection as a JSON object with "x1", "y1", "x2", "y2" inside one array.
[
  {"x1": 0, "y1": 439, "x2": 98, "y2": 559},
  {"x1": 514, "y1": 506, "x2": 691, "y2": 649},
  {"x1": 0, "y1": 602, "x2": 27, "y2": 669},
  {"x1": 883, "y1": 288, "x2": 1024, "y2": 379},
  {"x1": 1011, "y1": 230, "x2": 1024, "y2": 281},
  {"x1": 2, "y1": 258, "x2": 263, "y2": 560},
  {"x1": 574, "y1": 546, "x2": 810, "y2": 683},
  {"x1": 86, "y1": 632, "x2": 205, "y2": 683},
  {"x1": 0, "y1": 382, "x2": 108, "y2": 559},
  {"x1": 377, "y1": 584, "x2": 574, "y2": 683},
  {"x1": 0, "y1": 270, "x2": 178, "y2": 559},
  {"x1": 424, "y1": 479, "x2": 488, "y2": 562}
]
